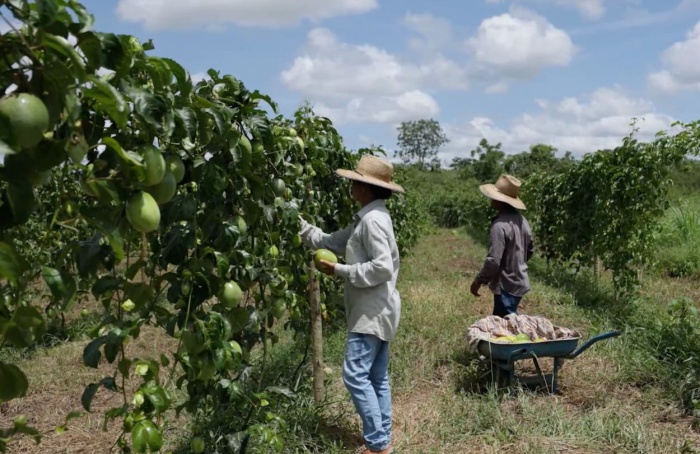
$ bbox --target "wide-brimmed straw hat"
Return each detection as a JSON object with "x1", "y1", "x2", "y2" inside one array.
[
  {"x1": 479, "y1": 174, "x2": 526, "y2": 210},
  {"x1": 335, "y1": 155, "x2": 405, "y2": 193}
]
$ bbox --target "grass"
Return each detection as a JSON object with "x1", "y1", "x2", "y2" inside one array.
[{"x1": 4, "y1": 226, "x2": 700, "y2": 453}]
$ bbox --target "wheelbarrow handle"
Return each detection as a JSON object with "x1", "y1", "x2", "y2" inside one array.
[{"x1": 566, "y1": 330, "x2": 620, "y2": 359}]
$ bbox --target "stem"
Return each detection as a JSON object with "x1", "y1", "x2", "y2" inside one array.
[
  {"x1": 309, "y1": 259, "x2": 325, "y2": 403},
  {"x1": 165, "y1": 286, "x2": 194, "y2": 388},
  {"x1": 256, "y1": 281, "x2": 267, "y2": 394},
  {"x1": 140, "y1": 232, "x2": 147, "y2": 282}
]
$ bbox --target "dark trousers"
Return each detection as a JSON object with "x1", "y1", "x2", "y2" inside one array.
[{"x1": 493, "y1": 291, "x2": 522, "y2": 317}]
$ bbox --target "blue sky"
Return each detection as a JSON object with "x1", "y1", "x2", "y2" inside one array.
[{"x1": 78, "y1": 0, "x2": 700, "y2": 163}]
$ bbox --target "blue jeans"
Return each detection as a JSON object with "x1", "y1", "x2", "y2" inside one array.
[
  {"x1": 343, "y1": 332, "x2": 392, "y2": 451},
  {"x1": 493, "y1": 291, "x2": 521, "y2": 317}
]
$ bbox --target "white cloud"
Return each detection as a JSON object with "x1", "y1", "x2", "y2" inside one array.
[
  {"x1": 486, "y1": 0, "x2": 608, "y2": 19},
  {"x1": 281, "y1": 27, "x2": 467, "y2": 124},
  {"x1": 648, "y1": 21, "x2": 700, "y2": 93},
  {"x1": 116, "y1": 0, "x2": 377, "y2": 30},
  {"x1": 404, "y1": 13, "x2": 454, "y2": 53},
  {"x1": 466, "y1": 7, "x2": 577, "y2": 88},
  {"x1": 315, "y1": 90, "x2": 439, "y2": 124},
  {"x1": 441, "y1": 87, "x2": 678, "y2": 162},
  {"x1": 558, "y1": 0, "x2": 606, "y2": 19}
]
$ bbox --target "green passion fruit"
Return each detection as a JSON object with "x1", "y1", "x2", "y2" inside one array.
[
  {"x1": 0, "y1": 93, "x2": 50, "y2": 149},
  {"x1": 139, "y1": 145, "x2": 166, "y2": 186},
  {"x1": 125, "y1": 191, "x2": 161, "y2": 232},
  {"x1": 145, "y1": 170, "x2": 177, "y2": 204},
  {"x1": 314, "y1": 249, "x2": 338, "y2": 269},
  {"x1": 165, "y1": 155, "x2": 185, "y2": 183}
]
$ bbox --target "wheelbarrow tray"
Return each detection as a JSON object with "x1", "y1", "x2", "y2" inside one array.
[{"x1": 477, "y1": 337, "x2": 580, "y2": 361}]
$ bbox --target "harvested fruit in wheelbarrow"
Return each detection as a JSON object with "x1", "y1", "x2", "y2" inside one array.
[{"x1": 513, "y1": 333, "x2": 530, "y2": 343}]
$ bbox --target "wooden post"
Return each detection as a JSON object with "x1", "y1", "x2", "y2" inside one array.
[{"x1": 309, "y1": 259, "x2": 325, "y2": 403}]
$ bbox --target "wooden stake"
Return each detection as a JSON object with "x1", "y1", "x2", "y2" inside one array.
[{"x1": 309, "y1": 259, "x2": 325, "y2": 403}]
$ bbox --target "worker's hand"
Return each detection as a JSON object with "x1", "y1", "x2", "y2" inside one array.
[
  {"x1": 317, "y1": 259, "x2": 336, "y2": 276},
  {"x1": 470, "y1": 279, "x2": 482, "y2": 297}
]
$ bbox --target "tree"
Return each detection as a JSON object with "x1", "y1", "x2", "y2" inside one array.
[
  {"x1": 504, "y1": 144, "x2": 575, "y2": 179},
  {"x1": 470, "y1": 139, "x2": 505, "y2": 182},
  {"x1": 395, "y1": 119, "x2": 449, "y2": 169}
]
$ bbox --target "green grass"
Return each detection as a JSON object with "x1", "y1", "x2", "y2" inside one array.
[
  {"x1": 5, "y1": 224, "x2": 700, "y2": 453},
  {"x1": 256, "y1": 228, "x2": 700, "y2": 453}
]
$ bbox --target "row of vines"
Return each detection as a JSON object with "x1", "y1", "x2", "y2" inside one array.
[
  {"x1": 420, "y1": 120, "x2": 700, "y2": 295},
  {"x1": 0, "y1": 0, "x2": 421, "y2": 452},
  {"x1": 523, "y1": 122, "x2": 700, "y2": 293}
]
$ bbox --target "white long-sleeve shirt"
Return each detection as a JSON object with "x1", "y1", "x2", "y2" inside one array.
[{"x1": 299, "y1": 199, "x2": 401, "y2": 341}]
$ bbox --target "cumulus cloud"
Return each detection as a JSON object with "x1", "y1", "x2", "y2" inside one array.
[
  {"x1": 466, "y1": 7, "x2": 577, "y2": 88},
  {"x1": 315, "y1": 91, "x2": 440, "y2": 124},
  {"x1": 648, "y1": 21, "x2": 700, "y2": 93},
  {"x1": 280, "y1": 27, "x2": 467, "y2": 124},
  {"x1": 116, "y1": 0, "x2": 377, "y2": 30},
  {"x1": 440, "y1": 87, "x2": 678, "y2": 162}
]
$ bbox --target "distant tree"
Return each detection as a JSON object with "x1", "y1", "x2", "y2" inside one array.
[
  {"x1": 470, "y1": 139, "x2": 505, "y2": 182},
  {"x1": 504, "y1": 144, "x2": 576, "y2": 179},
  {"x1": 395, "y1": 119, "x2": 449, "y2": 169}
]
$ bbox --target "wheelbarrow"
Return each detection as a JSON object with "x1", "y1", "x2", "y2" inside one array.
[{"x1": 476, "y1": 330, "x2": 620, "y2": 394}]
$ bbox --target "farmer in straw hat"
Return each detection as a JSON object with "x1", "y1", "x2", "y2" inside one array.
[
  {"x1": 298, "y1": 155, "x2": 403, "y2": 454},
  {"x1": 470, "y1": 174, "x2": 534, "y2": 318}
]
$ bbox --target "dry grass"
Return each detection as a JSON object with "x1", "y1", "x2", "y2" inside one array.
[
  {"x1": 365, "y1": 228, "x2": 700, "y2": 454},
  {"x1": 2, "y1": 325, "x2": 186, "y2": 453},
  {"x1": 4, "y1": 230, "x2": 700, "y2": 453}
]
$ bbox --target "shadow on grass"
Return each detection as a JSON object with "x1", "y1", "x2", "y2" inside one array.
[
  {"x1": 450, "y1": 348, "x2": 501, "y2": 394},
  {"x1": 527, "y1": 258, "x2": 635, "y2": 326},
  {"x1": 450, "y1": 348, "x2": 564, "y2": 398}
]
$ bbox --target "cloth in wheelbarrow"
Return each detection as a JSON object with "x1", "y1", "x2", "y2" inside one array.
[{"x1": 466, "y1": 314, "x2": 581, "y2": 352}]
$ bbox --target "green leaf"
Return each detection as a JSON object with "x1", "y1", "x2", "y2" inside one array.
[
  {"x1": 42, "y1": 267, "x2": 77, "y2": 309},
  {"x1": 96, "y1": 32, "x2": 128, "y2": 73},
  {"x1": 266, "y1": 386, "x2": 296, "y2": 399},
  {"x1": 83, "y1": 336, "x2": 107, "y2": 368},
  {"x1": 175, "y1": 108, "x2": 197, "y2": 140},
  {"x1": 83, "y1": 75, "x2": 128, "y2": 128},
  {"x1": 213, "y1": 251, "x2": 230, "y2": 277},
  {"x1": 0, "y1": 361, "x2": 29, "y2": 403},
  {"x1": 5, "y1": 182, "x2": 38, "y2": 226},
  {"x1": 143, "y1": 382, "x2": 171, "y2": 413},
  {"x1": 12, "y1": 306, "x2": 45, "y2": 333},
  {"x1": 250, "y1": 90, "x2": 278, "y2": 113},
  {"x1": 40, "y1": 32, "x2": 86, "y2": 81},
  {"x1": 92, "y1": 276, "x2": 122, "y2": 299},
  {"x1": 203, "y1": 107, "x2": 228, "y2": 136},
  {"x1": 121, "y1": 83, "x2": 168, "y2": 129},
  {"x1": 144, "y1": 56, "x2": 172, "y2": 93},
  {"x1": 100, "y1": 137, "x2": 140, "y2": 165},
  {"x1": 68, "y1": 1, "x2": 95, "y2": 33},
  {"x1": 227, "y1": 308, "x2": 249, "y2": 334},
  {"x1": 125, "y1": 282, "x2": 154, "y2": 308},
  {"x1": 81, "y1": 377, "x2": 117, "y2": 412},
  {"x1": 35, "y1": 0, "x2": 59, "y2": 26},
  {"x1": 160, "y1": 354, "x2": 170, "y2": 367},
  {"x1": 76, "y1": 32, "x2": 102, "y2": 71},
  {"x1": 162, "y1": 58, "x2": 192, "y2": 98},
  {"x1": 0, "y1": 242, "x2": 27, "y2": 284}
]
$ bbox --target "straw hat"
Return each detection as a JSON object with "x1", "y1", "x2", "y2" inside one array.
[
  {"x1": 479, "y1": 174, "x2": 526, "y2": 210},
  {"x1": 335, "y1": 155, "x2": 405, "y2": 193}
]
